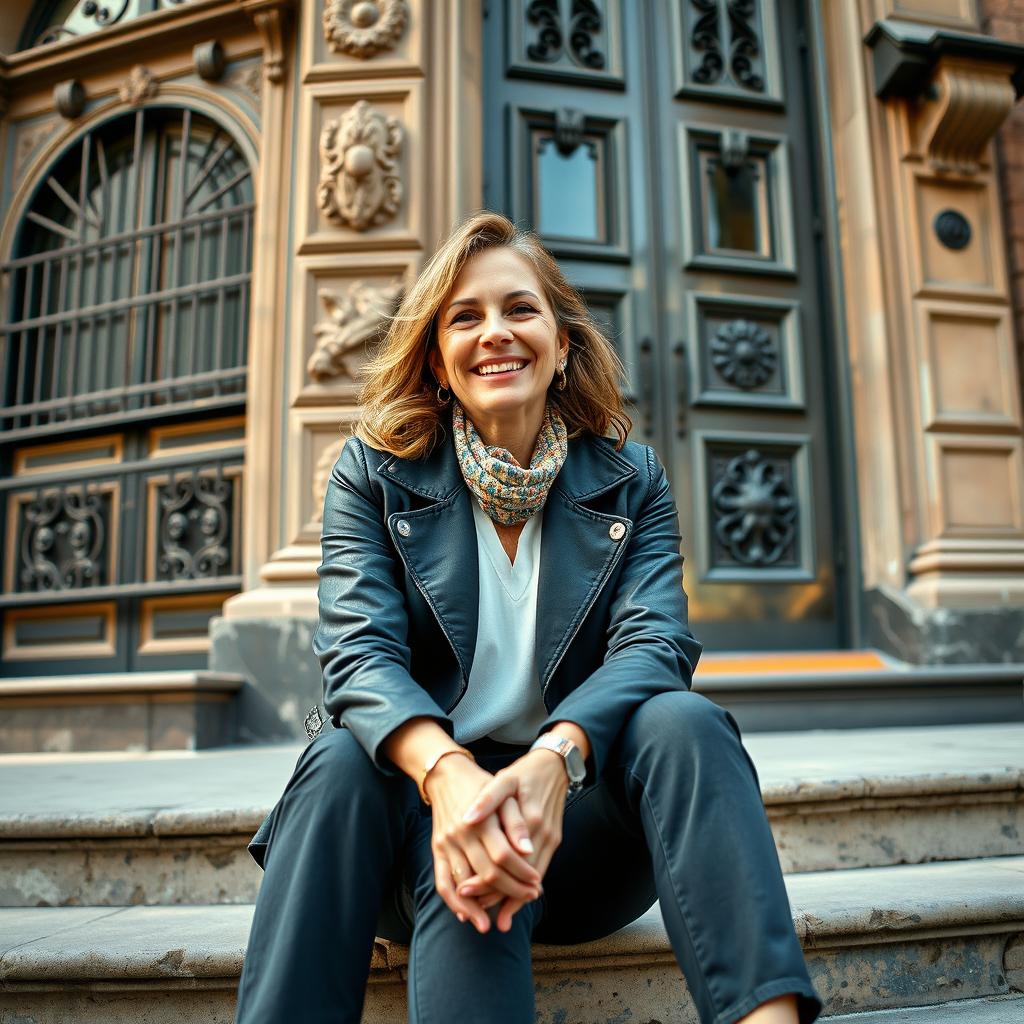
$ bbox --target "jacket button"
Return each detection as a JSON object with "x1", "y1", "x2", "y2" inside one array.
[
  {"x1": 396, "y1": 519, "x2": 412, "y2": 537},
  {"x1": 609, "y1": 521, "x2": 626, "y2": 541}
]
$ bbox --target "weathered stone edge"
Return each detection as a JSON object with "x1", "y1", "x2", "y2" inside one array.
[
  {"x1": 3, "y1": 768, "x2": 1021, "y2": 840},
  {"x1": 2, "y1": 859, "x2": 1023, "y2": 981}
]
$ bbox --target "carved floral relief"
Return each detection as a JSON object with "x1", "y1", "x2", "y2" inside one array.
[
  {"x1": 323, "y1": 0, "x2": 409, "y2": 59},
  {"x1": 308, "y1": 280, "x2": 403, "y2": 382},
  {"x1": 317, "y1": 100, "x2": 403, "y2": 231}
]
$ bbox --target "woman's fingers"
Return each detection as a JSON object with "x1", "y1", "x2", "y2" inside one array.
[
  {"x1": 433, "y1": 856, "x2": 490, "y2": 932},
  {"x1": 498, "y1": 795, "x2": 535, "y2": 855},
  {"x1": 461, "y1": 774, "x2": 518, "y2": 824},
  {"x1": 456, "y1": 819, "x2": 541, "y2": 901}
]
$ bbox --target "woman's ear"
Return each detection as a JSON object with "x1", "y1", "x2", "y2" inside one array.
[
  {"x1": 427, "y1": 344, "x2": 445, "y2": 386},
  {"x1": 559, "y1": 328, "x2": 570, "y2": 362}
]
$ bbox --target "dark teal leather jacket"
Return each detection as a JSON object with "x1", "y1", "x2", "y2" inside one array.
[{"x1": 315, "y1": 428, "x2": 703, "y2": 785}]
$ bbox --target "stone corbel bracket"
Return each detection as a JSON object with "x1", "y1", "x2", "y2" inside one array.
[
  {"x1": 235, "y1": 0, "x2": 294, "y2": 84},
  {"x1": 865, "y1": 18, "x2": 1024, "y2": 174}
]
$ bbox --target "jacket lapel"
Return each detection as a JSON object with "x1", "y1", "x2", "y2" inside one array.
[
  {"x1": 376, "y1": 429, "x2": 638, "y2": 690},
  {"x1": 535, "y1": 435, "x2": 638, "y2": 692}
]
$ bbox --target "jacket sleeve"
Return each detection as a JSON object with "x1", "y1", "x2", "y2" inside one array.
[
  {"x1": 313, "y1": 437, "x2": 456, "y2": 775},
  {"x1": 535, "y1": 445, "x2": 703, "y2": 783}
]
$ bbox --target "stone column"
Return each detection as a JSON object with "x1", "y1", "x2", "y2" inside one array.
[
  {"x1": 212, "y1": 0, "x2": 483, "y2": 739},
  {"x1": 822, "y1": 0, "x2": 1024, "y2": 661}
]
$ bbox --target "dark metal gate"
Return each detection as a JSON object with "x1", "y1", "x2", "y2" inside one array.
[{"x1": 0, "y1": 107, "x2": 252, "y2": 675}]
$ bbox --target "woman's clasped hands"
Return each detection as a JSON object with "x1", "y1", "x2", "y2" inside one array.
[{"x1": 423, "y1": 748, "x2": 570, "y2": 934}]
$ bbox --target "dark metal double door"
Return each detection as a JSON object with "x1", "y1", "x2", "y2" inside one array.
[{"x1": 484, "y1": 0, "x2": 847, "y2": 649}]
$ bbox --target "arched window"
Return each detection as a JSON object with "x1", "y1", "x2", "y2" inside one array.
[
  {"x1": 3, "y1": 107, "x2": 252, "y2": 435},
  {"x1": 0, "y1": 107, "x2": 253, "y2": 675}
]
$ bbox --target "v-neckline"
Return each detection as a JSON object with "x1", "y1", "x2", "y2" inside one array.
[{"x1": 472, "y1": 501, "x2": 539, "y2": 603}]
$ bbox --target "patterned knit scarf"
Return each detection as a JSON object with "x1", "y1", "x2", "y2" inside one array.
[{"x1": 452, "y1": 398, "x2": 568, "y2": 525}]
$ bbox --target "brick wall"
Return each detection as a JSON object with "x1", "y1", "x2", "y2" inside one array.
[{"x1": 980, "y1": 2, "x2": 1024, "y2": 395}]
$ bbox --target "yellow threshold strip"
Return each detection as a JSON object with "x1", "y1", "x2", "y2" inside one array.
[{"x1": 695, "y1": 650, "x2": 889, "y2": 676}]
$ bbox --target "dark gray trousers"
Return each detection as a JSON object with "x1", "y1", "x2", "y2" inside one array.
[{"x1": 235, "y1": 690, "x2": 822, "y2": 1024}]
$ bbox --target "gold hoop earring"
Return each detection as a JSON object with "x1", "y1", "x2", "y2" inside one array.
[{"x1": 436, "y1": 383, "x2": 451, "y2": 405}]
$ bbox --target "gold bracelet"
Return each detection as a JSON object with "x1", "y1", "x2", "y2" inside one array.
[{"x1": 420, "y1": 746, "x2": 475, "y2": 806}]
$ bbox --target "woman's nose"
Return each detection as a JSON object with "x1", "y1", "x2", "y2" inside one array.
[{"x1": 478, "y1": 313, "x2": 514, "y2": 346}]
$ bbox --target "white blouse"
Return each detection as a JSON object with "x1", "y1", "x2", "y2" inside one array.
[{"x1": 449, "y1": 498, "x2": 549, "y2": 745}]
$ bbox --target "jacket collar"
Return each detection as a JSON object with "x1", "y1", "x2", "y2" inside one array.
[{"x1": 377, "y1": 425, "x2": 638, "y2": 505}]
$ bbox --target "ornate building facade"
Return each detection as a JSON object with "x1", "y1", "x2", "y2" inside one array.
[{"x1": 2, "y1": 0, "x2": 1023, "y2": 748}]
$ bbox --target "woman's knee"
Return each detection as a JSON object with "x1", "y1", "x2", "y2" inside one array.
[
  {"x1": 630, "y1": 689, "x2": 738, "y2": 747},
  {"x1": 293, "y1": 725, "x2": 390, "y2": 802}
]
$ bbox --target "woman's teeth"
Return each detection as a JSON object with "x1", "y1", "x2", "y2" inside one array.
[{"x1": 476, "y1": 361, "x2": 526, "y2": 376}]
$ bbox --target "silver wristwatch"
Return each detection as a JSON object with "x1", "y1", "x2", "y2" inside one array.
[{"x1": 530, "y1": 733, "x2": 586, "y2": 794}]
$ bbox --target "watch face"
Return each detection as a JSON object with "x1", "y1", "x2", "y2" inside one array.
[{"x1": 564, "y1": 745, "x2": 586, "y2": 784}]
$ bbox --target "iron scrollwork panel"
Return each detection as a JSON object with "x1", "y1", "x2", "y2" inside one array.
[
  {"x1": 150, "y1": 464, "x2": 242, "y2": 583},
  {"x1": 12, "y1": 483, "x2": 117, "y2": 594},
  {"x1": 507, "y1": 0, "x2": 625, "y2": 88},
  {"x1": 695, "y1": 431, "x2": 815, "y2": 581},
  {"x1": 671, "y1": 0, "x2": 783, "y2": 106}
]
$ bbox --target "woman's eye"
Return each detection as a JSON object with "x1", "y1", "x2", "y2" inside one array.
[
  {"x1": 510, "y1": 303, "x2": 536, "y2": 315},
  {"x1": 450, "y1": 311, "x2": 475, "y2": 324}
]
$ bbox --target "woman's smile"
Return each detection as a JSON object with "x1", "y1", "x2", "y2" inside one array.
[{"x1": 473, "y1": 358, "x2": 530, "y2": 379}]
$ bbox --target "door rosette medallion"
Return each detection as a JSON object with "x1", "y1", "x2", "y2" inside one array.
[
  {"x1": 710, "y1": 318, "x2": 777, "y2": 390},
  {"x1": 308, "y1": 280, "x2": 403, "y2": 382},
  {"x1": 323, "y1": 0, "x2": 409, "y2": 58},
  {"x1": 711, "y1": 448, "x2": 796, "y2": 566},
  {"x1": 317, "y1": 100, "x2": 403, "y2": 230}
]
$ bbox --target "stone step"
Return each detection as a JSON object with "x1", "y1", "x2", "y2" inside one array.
[
  {"x1": 827, "y1": 996, "x2": 1024, "y2": 1024},
  {"x1": 0, "y1": 672, "x2": 245, "y2": 753},
  {"x1": 0, "y1": 857, "x2": 1021, "y2": 1023},
  {"x1": 694, "y1": 653, "x2": 1024, "y2": 732},
  {"x1": 0, "y1": 723, "x2": 1021, "y2": 907}
]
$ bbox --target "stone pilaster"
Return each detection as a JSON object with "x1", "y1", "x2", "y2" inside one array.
[
  {"x1": 823, "y1": 0, "x2": 1024, "y2": 661},
  {"x1": 212, "y1": 0, "x2": 483, "y2": 738}
]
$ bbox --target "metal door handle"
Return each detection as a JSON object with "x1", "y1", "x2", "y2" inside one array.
[
  {"x1": 638, "y1": 337, "x2": 653, "y2": 437},
  {"x1": 674, "y1": 341, "x2": 688, "y2": 438}
]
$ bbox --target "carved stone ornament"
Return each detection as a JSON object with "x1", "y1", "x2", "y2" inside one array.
[
  {"x1": 308, "y1": 280, "x2": 403, "y2": 381},
  {"x1": 710, "y1": 319, "x2": 777, "y2": 390},
  {"x1": 317, "y1": 100, "x2": 403, "y2": 230},
  {"x1": 913, "y1": 58, "x2": 1016, "y2": 174},
  {"x1": 323, "y1": 0, "x2": 409, "y2": 59},
  {"x1": 119, "y1": 65, "x2": 159, "y2": 106},
  {"x1": 313, "y1": 437, "x2": 348, "y2": 524},
  {"x1": 54, "y1": 80, "x2": 86, "y2": 119}
]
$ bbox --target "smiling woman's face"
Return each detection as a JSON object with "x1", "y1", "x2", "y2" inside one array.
[{"x1": 429, "y1": 246, "x2": 568, "y2": 432}]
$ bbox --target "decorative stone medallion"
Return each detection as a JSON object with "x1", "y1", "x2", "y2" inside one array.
[
  {"x1": 317, "y1": 100, "x2": 403, "y2": 231},
  {"x1": 323, "y1": 0, "x2": 409, "y2": 59},
  {"x1": 308, "y1": 280, "x2": 403, "y2": 381}
]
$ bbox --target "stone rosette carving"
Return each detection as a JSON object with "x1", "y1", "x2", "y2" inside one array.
[
  {"x1": 317, "y1": 99, "x2": 403, "y2": 231},
  {"x1": 313, "y1": 437, "x2": 348, "y2": 523},
  {"x1": 308, "y1": 279, "x2": 403, "y2": 382},
  {"x1": 323, "y1": 0, "x2": 409, "y2": 59},
  {"x1": 119, "y1": 65, "x2": 159, "y2": 106}
]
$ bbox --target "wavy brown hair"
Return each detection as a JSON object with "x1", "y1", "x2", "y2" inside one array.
[{"x1": 354, "y1": 211, "x2": 632, "y2": 460}]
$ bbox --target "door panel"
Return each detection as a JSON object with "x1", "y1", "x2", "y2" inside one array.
[{"x1": 484, "y1": 0, "x2": 846, "y2": 649}]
